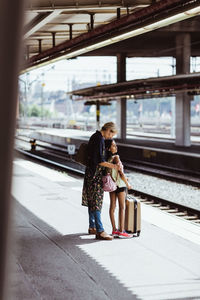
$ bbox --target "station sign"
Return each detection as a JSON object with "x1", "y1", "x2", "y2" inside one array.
[{"x1": 68, "y1": 144, "x2": 76, "y2": 155}]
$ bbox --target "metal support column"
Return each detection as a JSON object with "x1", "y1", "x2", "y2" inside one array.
[
  {"x1": 175, "y1": 33, "x2": 191, "y2": 146},
  {"x1": 90, "y1": 14, "x2": 94, "y2": 30},
  {"x1": 116, "y1": 53, "x2": 126, "y2": 140},
  {"x1": 38, "y1": 39, "x2": 42, "y2": 54},
  {"x1": 117, "y1": 8, "x2": 121, "y2": 19},
  {"x1": 26, "y1": 45, "x2": 30, "y2": 60},
  {"x1": 69, "y1": 24, "x2": 73, "y2": 40},
  {"x1": 96, "y1": 100, "x2": 100, "y2": 130},
  {"x1": 0, "y1": 0, "x2": 25, "y2": 299},
  {"x1": 52, "y1": 32, "x2": 56, "y2": 47},
  {"x1": 176, "y1": 93, "x2": 191, "y2": 146}
]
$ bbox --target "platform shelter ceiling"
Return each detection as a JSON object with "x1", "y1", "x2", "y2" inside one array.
[
  {"x1": 25, "y1": 0, "x2": 152, "y2": 58},
  {"x1": 24, "y1": 0, "x2": 200, "y2": 71}
]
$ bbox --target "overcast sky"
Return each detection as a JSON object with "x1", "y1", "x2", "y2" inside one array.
[{"x1": 20, "y1": 56, "x2": 200, "y2": 92}]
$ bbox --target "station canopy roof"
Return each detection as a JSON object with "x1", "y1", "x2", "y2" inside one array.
[
  {"x1": 70, "y1": 72, "x2": 200, "y2": 101},
  {"x1": 24, "y1": 0, "x2": 200, "y2": 72}
]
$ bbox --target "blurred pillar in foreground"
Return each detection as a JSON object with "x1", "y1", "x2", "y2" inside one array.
[{"x1": 0, "y1": 0, "x2": 25, "y2": 299}]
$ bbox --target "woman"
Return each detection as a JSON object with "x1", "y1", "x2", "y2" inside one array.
[
  {"x1": 105, "y1": 139, "x2": 132, "y2": 239},
  {"x1": 82, "y1": 122, "x2": 119, "y2": 240}
]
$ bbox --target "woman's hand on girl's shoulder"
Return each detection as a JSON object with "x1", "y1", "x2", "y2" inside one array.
[{"x1": 113, "y1": 163, "x2": 120, "y2": 170}]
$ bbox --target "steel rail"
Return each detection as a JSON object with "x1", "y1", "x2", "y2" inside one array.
[
  {"x1": 128, "y1": 189, "x2": 200, "y2": 221},
  {"x1": 15, "y1": 135, "x2": 200, "y2": 186},
  {"x1": 16, "y1": 148, "x2": 84, "y2": 175}
]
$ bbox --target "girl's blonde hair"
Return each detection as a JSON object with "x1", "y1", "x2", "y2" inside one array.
[{"x1": 101, "y1": 122, "x2": 117, "y2": 133}]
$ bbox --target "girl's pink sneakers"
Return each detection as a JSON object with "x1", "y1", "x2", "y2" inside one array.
[
  {"x1": 118, "y1": 231, "x2": 133, "y2": 239},
  {"x1": 112, "y1": 230, "x2": 133, "y2": 238}
]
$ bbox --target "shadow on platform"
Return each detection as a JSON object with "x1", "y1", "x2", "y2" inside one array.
[{"x1": 10, "y1": 200, "x2": 139, "y2": 300}]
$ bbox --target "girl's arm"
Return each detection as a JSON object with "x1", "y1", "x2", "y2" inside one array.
[
  {"x1": 119, "y1": 171, "x2": 132, "y2": 189},
  {"x1": 114, "y1": 155, "x2": 132, "y2": 189}
]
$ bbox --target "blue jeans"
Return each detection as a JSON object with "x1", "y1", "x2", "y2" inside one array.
[{"x1": 88, "y1": 208, "x2": 104, "y2": 233}]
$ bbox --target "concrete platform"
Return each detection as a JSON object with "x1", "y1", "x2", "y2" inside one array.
[
  {"x1": 9, "y1": 157, "x2": 200, "y2": 300},
  {"x1": 26, "y1": 128, "x2": 200, "y2": 152}
]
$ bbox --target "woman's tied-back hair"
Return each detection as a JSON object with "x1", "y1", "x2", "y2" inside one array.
[{"x1": 101, "y1": 122, "x2": 117, "y2": 133}]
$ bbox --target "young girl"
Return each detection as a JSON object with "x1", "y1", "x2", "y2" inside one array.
[{"x1": 105, "y1": 139, "x2": 132, "y2": 239}]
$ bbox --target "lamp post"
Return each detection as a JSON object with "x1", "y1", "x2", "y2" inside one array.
[
  {"x1": 19, "y1": 78, "x2": 27, "y2": 119},
  {"x1": 41, "y1": 73, "x2": 45, "y2": 120},
  {"x1": 19, "y1": 73, "x2": 39, "y2": 121},
  {"x1": 39, "y1": 65, "x2": 55, "y2": 121},
  {"x1": 19, "y1": 64, "x2": 55, "y2": 123}
]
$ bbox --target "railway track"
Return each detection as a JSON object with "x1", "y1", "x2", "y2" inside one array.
[
  {"x1": 128, "y1": 189, "x2": 200, "y2": 225},
  {"x1": 124, "y1": 160, "x2": 200, "y2": 187},
  {"x1": 15, "y1": 135, "x2": 200, "y2": 187},
  {"x1": 15, "y1": 144, "x2": 200, "y2": 227}
]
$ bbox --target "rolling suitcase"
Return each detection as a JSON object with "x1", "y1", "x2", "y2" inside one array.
[{"x1": 125, "y1": 194, "x2": 141, "y2": 236}]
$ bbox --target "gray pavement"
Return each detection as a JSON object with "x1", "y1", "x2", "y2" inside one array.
[
  {"x1": 9, "y1": 158, "x2": 200, "y2": 300},
  {"x1": 10, "y1": 201, "x2": 136, "y2": 300}
]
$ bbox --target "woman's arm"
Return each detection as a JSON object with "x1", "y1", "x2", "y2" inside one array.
[{"x1": 99, "y1": 161, "x2": 120, "y2": 170}]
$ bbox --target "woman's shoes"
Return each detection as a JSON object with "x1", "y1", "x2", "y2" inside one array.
[
  {"x1": 89, "y1": 229, "x2": 113, "y2": 240},
  {"x1": 91, "y1": 229, "x2": 132, "y2": 239},
  {"x1": 96, "y1": 231, "x2": 113, "y2": 240},
  {"x1": 88, "y1": 228, "x2": 97, "y2": 234}
]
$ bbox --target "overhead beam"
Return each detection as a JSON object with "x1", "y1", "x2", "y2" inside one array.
[
  {"x1": 24, "y1": 12, "x2": 49, "y2": 35},
  {"x1": 157, "y1": 15, "x2": 200, "y2": 32},
  {"x1": 61, "y1": 9, "x2": 124, "y2": 14},
  {"x1": 24, "y1": 9, "x2": 63, "y2": 39},
  {"x1": 26, "y1": 1, "x2": 151, "y2": 11},
  {"x1": 47, "y1": 21, "x2": 109, "y2": 25},
  {"x1": 28, "y1": 34, "x2": 85, "y2": 40},
  {"x1": 26, "y1": 7, "x2": 147, "y2": 14},
  {"x1": 32, "y1": 30, "x2": 87, "y2": 35}
]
